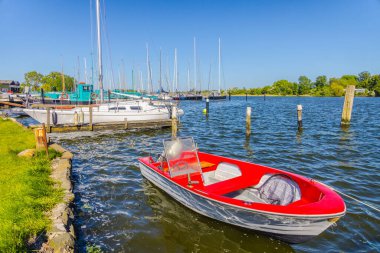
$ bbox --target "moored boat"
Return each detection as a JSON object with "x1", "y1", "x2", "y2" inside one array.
[
  {"x1": 138, "y1": 137, "x2": 346, "y2": 244},
  {"x1": 24, "y1": 100, "x2": 183, "y2": 125}
]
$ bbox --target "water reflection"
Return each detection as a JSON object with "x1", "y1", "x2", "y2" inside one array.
[{"x1": 141, "y1": 180, "x2": 295, "y2": 253}]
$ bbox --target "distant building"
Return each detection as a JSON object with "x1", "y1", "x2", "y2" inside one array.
[{"x1": 0, "y1": 80, "x2": 21, "y2": 93}]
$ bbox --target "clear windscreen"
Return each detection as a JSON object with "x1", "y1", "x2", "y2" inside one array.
[{"x1": 163, "y1": 137, "x2": 201, "y2": 177}]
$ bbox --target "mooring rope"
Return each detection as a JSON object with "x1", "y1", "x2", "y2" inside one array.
[{"x1": 318, "y1": 181, "x2": 380, "y2": 213}]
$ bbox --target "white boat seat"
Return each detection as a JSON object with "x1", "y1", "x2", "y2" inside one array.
[{"x1": 203, "y1": 162, "x2": 242, "y2": 186}]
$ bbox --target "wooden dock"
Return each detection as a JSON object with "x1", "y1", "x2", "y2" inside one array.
[{"x1": 29, "y1": 119, "x2": 175, "y2": 133}]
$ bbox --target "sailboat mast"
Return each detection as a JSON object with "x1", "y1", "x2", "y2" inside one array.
[
  {"x1": 193, "y1": 37, "x2": 197, "y2": 91},
  {"x1": 173, "y1": 48, "x2": 178, "y2": 92},
  {"x1": 159, "y1": 48, "x2": 162, "y2": 92},
  {"x1": 84, "y1": 57, "x2": 88, "y2": 84},
  {"x1": 187, "y1": 67, "x2": 190, "y2": 92},
  {"x1": 218, "y1": 37, "x2": 221, "y2": 93},
  {"x1": 146, "y1": 43, "x2": 151, "y2": 93},
  {"x1": 96, "y1": 0, "x2": 104, "y2": 102},
  {"x1": 61, "y1": 60, "x2": 65, "y2": 92}
]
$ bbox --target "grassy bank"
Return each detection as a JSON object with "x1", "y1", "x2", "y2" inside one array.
[{"x1": 0, "y1": 119, "x2": 62, "y2": 252}]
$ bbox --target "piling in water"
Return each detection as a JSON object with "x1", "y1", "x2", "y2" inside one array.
[
  {"x1": 89, "y1": 106, "x2": 93, "y2": 131},
  {"x1": 228, "y1": 91, "x2": 231, "y2": 101},
  {"x1": 206, "y1": 98, "x2": 209, "y2": 115},
  {"x1": 246, "y1": 93, "x2": 248, "y2": 101},
  {"x1": 46, "y1": 107, "x2": 51, "y2": 133},
  {"x1": 172, "y1": 106, "x2": 177, "y2": 139},
  {"x1": 74, "y1": 112, "x2": 79, "y2": 126},
  {"x1": 246, "y1": 107, "x2": 251, "y2": 137},
  {"x1": 297, "y1": 104, "x2": 303, "y2": 130},
  {"x1": 341, "y1": 85, "x2": 355, "y2": 126}
]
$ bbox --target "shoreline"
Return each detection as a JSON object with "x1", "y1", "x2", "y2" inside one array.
[{"x1": 0, "y1": 117, "x2": 75, "y2": 252}]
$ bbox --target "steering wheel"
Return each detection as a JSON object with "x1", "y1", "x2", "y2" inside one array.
[{"x1": 172, "y1": 160, "x2": 189, "y2": 172}]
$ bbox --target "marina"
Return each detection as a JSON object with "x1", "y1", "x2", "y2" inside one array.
[
  {"x1": 36, "y1": 96, "x2": 378, "y2": 252},
  {"x1": 1, "y1": 0, "x2": 380, "y2": 252}
]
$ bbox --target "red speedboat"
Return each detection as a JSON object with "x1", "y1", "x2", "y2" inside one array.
[{"x1": 138, "y1": 138, "x2": 346, "y2": 244}]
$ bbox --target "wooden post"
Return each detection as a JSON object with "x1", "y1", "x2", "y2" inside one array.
[
  {"x1": 74, "y1": 111, "x2": 79, "y2": 126},
  {"x1": 297, "y1": 104, "x2": 303, "y2": 130},
  {"x1": 246, "y1": 93, "x2": 248, "y2": 101},
  {"x1": 124, "y1": 118, "x2": 128, "y2": 129},
  {"x1": 35, "y1": 123, "x2": 49, "y2": 156},
  {"x1": 228, "y1": 91, "x2": 231, "y2": 101},
  {"x1": 341, "y1": 85, "x2": 355, "y2": 126},
  {"x1": 89, "y1": 106, "x2": 93, "y2": 131},
  {"x1": 46, "y1": 107, "x2": 51, "y2": 133},
  {"x1": 246, "y1": 107, "x2": 251, "y2": 137},
  {"x1": 172, "y1": 106, "x2": 177, "y2": 139},
  {"x1": 206, "y1": 98, "x2": 209, "y2": 114},
  {"x1": 264, "y1": 94, "x2": 266, "y2": 101}
]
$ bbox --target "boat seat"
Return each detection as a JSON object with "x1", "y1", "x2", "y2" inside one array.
[{"x1": 203, "y1": 162, "x2": 242, "y2": 186}]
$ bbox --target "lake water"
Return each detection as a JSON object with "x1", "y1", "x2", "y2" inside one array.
[{"x1": 47, "y1": 97, "x2": 380, "y2": 252}]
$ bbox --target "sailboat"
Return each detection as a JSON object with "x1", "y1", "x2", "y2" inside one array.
[
  {"x1": 24, "y1": 0, "x2": 183, "y2": 125},
  {"x1": 207, "y1": 38, "x2": 226, "y2": 100}
]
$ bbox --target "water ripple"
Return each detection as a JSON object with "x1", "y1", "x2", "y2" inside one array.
[{"x1": 50, "y1": 97, "x2": 380, "y2": 252}]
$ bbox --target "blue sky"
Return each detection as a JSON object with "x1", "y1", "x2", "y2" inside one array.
[{"x1": 1, "y1": 0, "x2": 380, "y2": 91}]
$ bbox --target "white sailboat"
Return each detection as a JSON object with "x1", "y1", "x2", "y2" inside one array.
[
  {"x1": 207, "y1": 38, "x2": 227, "y2": 100},
  {"x1": 24, "y1": 0, "x2": 183, "y2": 125}
]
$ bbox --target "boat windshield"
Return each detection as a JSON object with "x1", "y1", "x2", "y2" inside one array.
[{"x1": 163, "y1": 137, "x2": 201, "y2": 178}]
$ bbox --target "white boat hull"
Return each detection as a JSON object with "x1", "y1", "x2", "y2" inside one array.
[
  {"x1": 139, "y1": 162, "x2": 336, "y2": 244},
  {"x1": 24, "y1": 101, "x2": 183, "y2": 125}
]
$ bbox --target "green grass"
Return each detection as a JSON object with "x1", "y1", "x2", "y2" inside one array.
[{"x1": 0, "y1": 119, "x2": 63, "y2": 252}]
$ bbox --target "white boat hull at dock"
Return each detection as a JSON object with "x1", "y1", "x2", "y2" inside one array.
[{"x1": 24, "y1": 100, "x2": 183, "y2": 125}]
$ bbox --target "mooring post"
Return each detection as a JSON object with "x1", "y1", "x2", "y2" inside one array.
[
  {"x1": 46, "y1": 107, "x2": 51, "y2": 133},
  {"x1": 74, "y1": 111, "x2": 79, "y2": 126},
  {"x1": 246, "y1": 93, "x2": 248, "y2": 101},
  {"x1": 297, "y1": 104, "x2": 303, "y2": 130},
  {"x1": 89, "y1": 106, "x2": 93, "y2": 131},
  {"x1": 264, "y1": 93, "x2": 266, "y2": 101},
  {"x1": 206, "y1": 98, "x2": 209, "y2": 114},
  {"x1": 228, "y1": 91, "x2": 231, "y2": 101},
  {"x1": 124, "y1": 118, "x2": 128, "y2": 129},
  {"x1": 341, "y1": 85, "x2": 355, "y2": 126},
  {"x1": 246, "y1": 106, "x2": 251, "y2": 137},
  {"x1": 35, "y1": 123, "x2": 49, "y2": 156},
  {"x1": 172, "y1": 106, "x2": 177, "y2": 139}
]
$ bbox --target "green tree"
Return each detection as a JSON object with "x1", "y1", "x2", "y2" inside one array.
[
  {"x1": 330, "y1": 81, "x2": 345, "y2": 96},
  {"x1": 369, "y1": 75, "x2": 380, "y2": 96},
  {"x1": 358, "y1": 71, "x2": 371, "y2": 89},
  {"x1": 22, "y1": 71, "x2": 43, "y2": 91},
  {"x1": 41, "y1": 72, "x2": 75, "y2": 92},
  {"x1": 272, "y1": 80, "x2": 297, "y2": 95},
  {"x1": 298, "y1": 76, "x2": 312, "y2": 95},
  {"x1": 314, "y1": 75, "x2": 328, "y2": 88},
  {"x1": 339, "y1": 75, "x2": 358, "y2": 87}
]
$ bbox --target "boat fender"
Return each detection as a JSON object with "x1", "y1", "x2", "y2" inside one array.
[
  {"x1": 74, "y1": 112, "x2": 79, "y2": 125},
  {"x1": 52, "y1": 111, "x2": 58, "y2": 125}
]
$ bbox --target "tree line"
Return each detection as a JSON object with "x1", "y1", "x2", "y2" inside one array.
[
  {"x1": 22, "y1": 71, "x2": 75, "y2": 92},
  {"x1": 228, "y1": 72, "x2": 380, "y2": 97}
]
